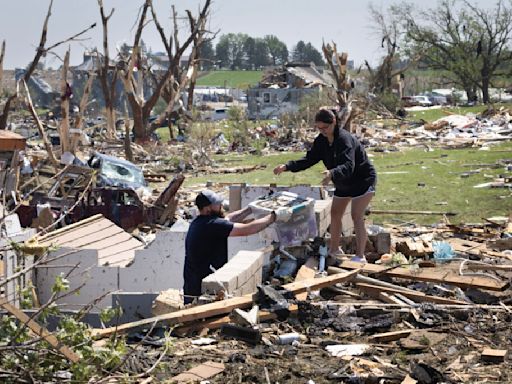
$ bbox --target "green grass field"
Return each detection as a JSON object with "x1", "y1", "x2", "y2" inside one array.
[
  {"x1": 182, "y1": 142, "x2": 512, "y2": 225},
  {"x1": 196, "y1": 70, "x2": 263, "y2": 89}
]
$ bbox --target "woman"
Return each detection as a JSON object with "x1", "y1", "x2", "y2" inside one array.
[{"x1": 273, "y1": 108, "x2": 376, "y2": 263}]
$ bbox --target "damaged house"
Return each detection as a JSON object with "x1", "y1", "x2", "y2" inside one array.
[{"x1": 247, "y1": 62, "x2": 333, "y2": 120}]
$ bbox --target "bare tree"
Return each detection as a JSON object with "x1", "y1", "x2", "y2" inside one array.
[
  {"x1": 97, "y1": 0, "x2": 117, "y2": 139},
  {"x1": 120, "y1": 0, "x2": 211, "y2": 141}
]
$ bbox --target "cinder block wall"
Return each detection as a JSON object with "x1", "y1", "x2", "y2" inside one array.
[
  {"x1": 315, "y1": 199, "x2": 354, "y2": 237},
  {"x1": 202, "y1": 250, "x2": 264, "y2": 296}
]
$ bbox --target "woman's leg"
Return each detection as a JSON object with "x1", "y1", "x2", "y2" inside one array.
[
  {"x1": 329, "y1": 196, "x2": 351, "y2": 254},
  {"x1": 351, "y1": 191, "x2": 374, "y2": 257}
]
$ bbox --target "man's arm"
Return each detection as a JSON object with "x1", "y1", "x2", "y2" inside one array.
[
  {"x1": 225, "y1": 206, "x2": 252, "y2": 223},
  {"x1": 229, "y1": 212, "x2": 276, "y2": 237}
]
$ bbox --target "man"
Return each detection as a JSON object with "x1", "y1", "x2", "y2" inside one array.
[{"x1": 183, "y1": 189, "x2": 289, "y2": 304}]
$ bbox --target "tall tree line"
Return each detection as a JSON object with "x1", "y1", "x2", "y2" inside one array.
[{"x1": 199, "y1": 33, "x2": 324, "y2": 70}]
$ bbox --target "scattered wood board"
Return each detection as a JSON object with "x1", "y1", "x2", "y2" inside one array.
[
  {"x1": 175, "y1": 304, "x2": 299, "y2": 335},
  {"x1": 92, "y1": 269, "x2": 359, "y2": 338},
  {"x1": 169, "y1": 361, "x2": 224, "y2": 383},
  {"x1": 294, "y1": 257, "x2": 317, "y2": 301},
  {"x1": 481, "y1": 348, "x2": 507, "y2": 363},
  {"x1": 339, "y1": 260, "x2": 508, "y2": 291},
  {"x1": 369, "y1": 329, "x2": 414, "y2": 343},
  {"x1": 356, "y1": 283, "x2": 468, "y2": 305}
]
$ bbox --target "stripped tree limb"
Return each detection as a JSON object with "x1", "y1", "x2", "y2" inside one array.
[
  {"x1": 121, "y1": 0, "x2": 211, "y2": 140},
  {"x1": 22, "y1": 80, "x2": 59, "y2": 167},
  {"x1": 97, "y1": 0, "x2": 117, "y2": 139}
]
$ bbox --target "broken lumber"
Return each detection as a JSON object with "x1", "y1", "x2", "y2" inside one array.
[
  {"x1": 481, "y1": 348, "x2": 507, "y2": 363},
  {"x1": 448, "y1": 238, "x2": 512, "y2": 260},
  {"x1": 294, "y1": 257, "x2": 317, "y2": 301},
  {"x1": 368, "y1": 209, "x2": 457, "y2": 216},
  {"x1": 369, "y1": 329, "x2": 415, "y2": 343},
  {"x1": 339, "y1": 260, "x2": 508, "y2": 291},
  {"x1": 175, "y1": 304, "x2": 299, "y2": 335},
  {"x1": 356, "y1": 283, "x2": 468, "y2": 305},
  {"x1": 92, "y1": 269, "x2": 359, "y2": 337},
  {"x1": 0, "y1": 298, "x2": 80, "y2": 363},
  {"x1": 328, "y1": 266, "x2": 420, "y2": 293}
]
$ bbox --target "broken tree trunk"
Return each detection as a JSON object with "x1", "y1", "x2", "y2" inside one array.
[
  {"x1": 0, "y1": 40, "x2": 4, "y2": 95},
  {"x1": 97, "y1": 0, "x2": 117, "y2": 139},
  {"x1": 59, "y1": 49, "x2": 71, "y2": 154},
  {"x1": 71, "y1": 70, "x2": 95, "y2": 152},
  {"x1": 91, "y1": 269, "x2": 359, "y2": 338}
]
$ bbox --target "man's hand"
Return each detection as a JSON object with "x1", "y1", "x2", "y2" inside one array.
[
  {"x1": 273, "y1": 164, "x2": 287, "y2": 175},
  {"x1": 273, "y1": 207, "x2": 293, "y2": 222},
  {"x1": 321, "y1": 170, "x2": 332, "y2": 186}
]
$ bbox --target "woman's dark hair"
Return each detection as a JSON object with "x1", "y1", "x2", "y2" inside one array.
[{"x1": 315, "y1": 108, "x2": 339, "y2": 127}]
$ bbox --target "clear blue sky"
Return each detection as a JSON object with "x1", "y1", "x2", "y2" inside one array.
[{"x1": 0, "y1": 0, "x2": 499, "y2": 69}]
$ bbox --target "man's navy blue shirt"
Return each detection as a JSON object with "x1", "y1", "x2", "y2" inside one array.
[{"x1": 183, "y1": 215, "x2": 234, "y2": 303}]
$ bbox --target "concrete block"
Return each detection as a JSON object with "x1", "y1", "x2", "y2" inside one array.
[
  {"x1": 202, "y1": 269, "x2": 238, "y2": 294},
  {"x1": 314, "y1": 199, "x2": 331, "y2": 222}
]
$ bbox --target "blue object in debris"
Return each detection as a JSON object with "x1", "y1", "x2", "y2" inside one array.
[{"x1": 432, "y1": 241, "x2": 455, "y2": 262}]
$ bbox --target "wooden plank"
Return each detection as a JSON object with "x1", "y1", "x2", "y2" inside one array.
[
  {"x1": 295, "y1": 257, "x2": 317, "y2": 301},
  {"x1": 175, "y1": 304, "x2": 299, "y2": 334},
  {"x1": 369, "y1": 329, "x2": 414, "y2": 343},
  {"x1": 481, "y1": 348, "x2": 507, "y2": 363},
  {"x1": 356, "y1": 283, "x2": 468, "y2": 305},
  {"x1": 0, "y1": 298, "x2": 80, "y2": 363},
  {"x1": 377, "y1": 292, "x2": 409, "y2": 306},
  {"x1": 170, "y1": 361, "x2": 224, "y2": 383},
  {"x1": 91, "y1": 269, "x2": 359, "y2": 338},
  {"x1": 448, "y1": 238, "x2": 512, "y2": 260},
  {"x1": 339, "y1": 260, "x2": 508, "y2": 291}
]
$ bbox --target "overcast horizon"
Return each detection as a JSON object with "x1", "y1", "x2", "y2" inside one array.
[{"x1": 0, "y1": 0, "x2": 501, "y2": 70}]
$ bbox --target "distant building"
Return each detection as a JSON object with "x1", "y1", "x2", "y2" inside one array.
[{"x1": 246, "y1": 62, "x2": 334, "y2": 119}]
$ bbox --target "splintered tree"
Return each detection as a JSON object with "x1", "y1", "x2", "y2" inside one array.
[
  {"x1": 96, "y1": 0, "x2": 117, "y2": 139},
  {"x1": 322, "y1": 42, "x2": 356, "y2": 131},
  {"x1": 156, "y1": 4, "x2": 212, "y2": 138},
  {"x1": 120, "y1": 0, "x2": 211, "y2": 141},
  {"x1": 0, "y1": 0, "x2": 95, "y2": 130}
]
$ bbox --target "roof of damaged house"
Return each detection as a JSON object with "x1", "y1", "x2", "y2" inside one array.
[
  {"x1": 0, "y1": 130, "x2": 26, "y2": 151},
  {"x1": 257, "y1": 62, "x2": 334, "y2": 89},
  {"x1": 36, "y1": 214, "x2": 144, "y2": 267},
  {"x1": 286, "y1": 63, "x2": 330, "y2": 87}
]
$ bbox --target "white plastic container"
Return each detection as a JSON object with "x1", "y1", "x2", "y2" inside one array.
[{"x1": 249, "y1": 191, "x2": 317, "y2": 247}]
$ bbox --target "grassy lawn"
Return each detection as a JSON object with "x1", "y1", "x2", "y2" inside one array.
[
  {"x1": 184, "y1": 143, "x2": 512, "y2": 225},
  {"x1": 196, "y1": 70, "x2": 263, "y2": 89}
]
